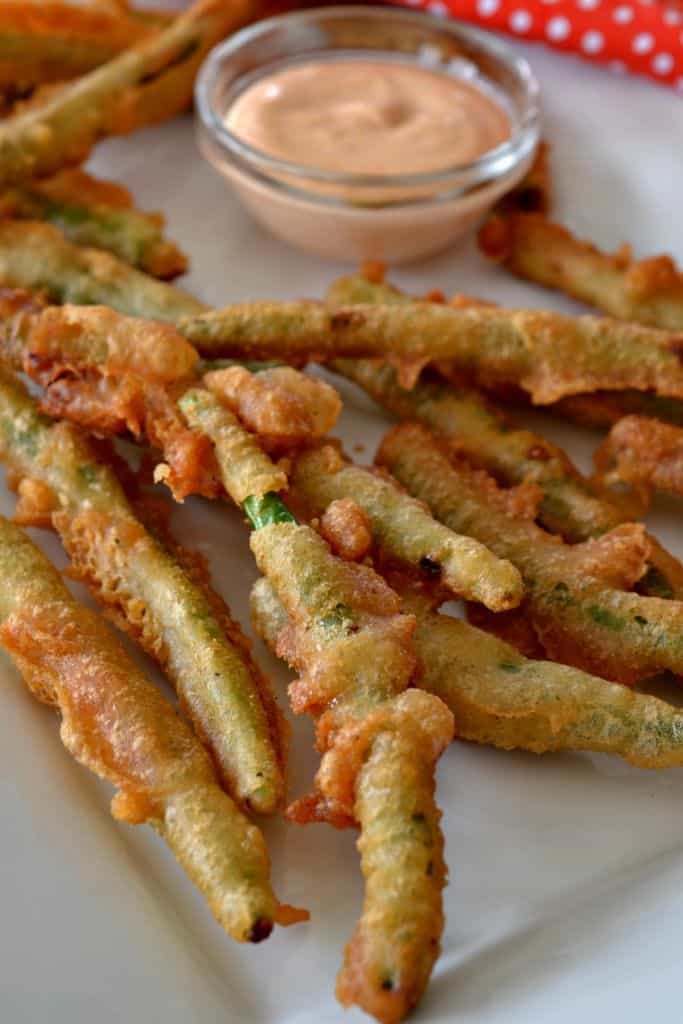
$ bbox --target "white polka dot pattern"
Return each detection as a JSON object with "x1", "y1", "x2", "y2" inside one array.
[
  {"x1": 632, "y1": 31, "x2": 654, "y2": 52},
  {"x1": 547, "y1": 14, "x2": 571, "y2": 38},
  {"x1": 613, "y1": 6, "x2": 634, "y2": 23},
  {"x1": 652, "y1": 52, "x2": 674, "y2": 74},
  {"x1": 392, "y1": 0, "x2": 683, "y2": 90},
  {"x1": 509, "y1": 8, "x2": 533, "y2": 30},
  {"x1": 582, "y1": 28, "x2": 604, "y2": 51},
  {"x1": 476, "y1": 0, "x2": 500, "y2": 15}
]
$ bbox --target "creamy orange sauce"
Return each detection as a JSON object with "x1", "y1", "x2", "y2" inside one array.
[{"x1": 225, "y1": 59, "x2": 511, "y2": 176}]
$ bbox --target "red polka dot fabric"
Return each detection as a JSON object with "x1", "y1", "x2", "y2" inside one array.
[{"x1": 393, "y1": 0, "x2": 683, "y2": 89}]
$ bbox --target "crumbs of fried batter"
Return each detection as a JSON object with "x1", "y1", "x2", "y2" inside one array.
[
  {"x1": 595, "y1": 414, "x2": 683, "y2": 505},
  {"x1": 359, "y1": 261, "x2": 386, "y2": 284},
  {"x1": 14, "y1": 476, "x2": 57, "y2": 527},
  {"x1": 319, "y1": 498, "x2": 373, "y2": 562}
]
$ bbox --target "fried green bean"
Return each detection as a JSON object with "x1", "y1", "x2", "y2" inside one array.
[
  {"x1": 179, "y1": 388, "x2": 287, "y2": 504},
  {"x1": 328, "y1": 274, "x2": 683, "y2": 600},
  {"x1": 0, "y1": 516, "x2": 299, "y2": 942},
  {"x1": 289, "y1": 443, "x2": 523, "y2": 611},
  {"x1": 178, "y1": 298, "x2": 683, "y2": 403},
  {"x1": 0, "y1": 169, "x2": 188, "y2": 278},
  {"x1": 0, "y1": 365, "x2": 284, "y2": 814},
  {"x1": 408, "y1": 589, "x2": 683, "y2": 767},
  {"x1": 0, "y1": 221, "x2": 205, "y2": 318},
  {"x1": 248, "y1": 524, "x2": 453, "y2": 1024},
  {"x1": 0, "y1": 2, "x2": 159, "y2": 92},
  {"x1": 252, "y1": 576, "x2": 683, "y2": 771},
  {"x1": 337, "y1": 723, "x2": 446, "y2": 1024},
  {"x1": 328, "y1": 271, "x2": 683, "y2": 430},
  {"x1": 379, "y1": 424, "x2": 683, "y2": 685},
  {"x1": 480, "y1": 212, "x2": 683, "y2": 331},
  {"x1": 334, "y1": 356, "x2": 621, "y2": 541},
  {"x1": 0, "y1": 0, "x2": 244, "y2": 186}
]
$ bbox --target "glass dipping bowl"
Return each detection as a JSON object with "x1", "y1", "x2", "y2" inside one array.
[{"x1": 195, "y1": 5, "x2": 541, "y2": 264}]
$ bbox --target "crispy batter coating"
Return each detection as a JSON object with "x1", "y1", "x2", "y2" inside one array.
[
  {"x1": 254, "y1": 574, "x2": 683, "y2": 775},
  {"x1": 39, "y1": 372, "x2": 146, "y2": 434},
  {"x1": 0, "y1": 293, "x2": 220, "y2": 500},
  {"x1": 0, "y1": 0, "x2": 247, "y2": 187},
  {"x1": 0, "y1": 293, "x2": 265, "y2": 502},
  {"x1": 36, "y1": 372, "x2": 222, "y2": 501},
  {"x1": 248, "y1": 525, "x2": 453, "y2": 1023},
  {"x1": 0, "y1": 299, "x2": 198, "y2": 381},
  {"x1": 138, "y1": 381, "x2": 222, "y2": 500},
  {"x1": 562, "y1": 523, "x2": 651, "y2": 590},
  {"x1": 329, "y1": 274, "x2": 683, "y2": 599},
  {"x1": 179, "y1": 387, "x2": 287, "y2": 504},
  {"x1": 594, "y1": 415, "x2": 683, "y2": 505},
  {"x1": 0, "y1": 221, "x2": 205, "y2": 319},
  {"x1": 179, "y1": 299, "x2": 683, "y2": 403},
  {"x1": 0, "y1": 516, "x2": 301, "y2": 942},
  {"x1": 204, "y1": 364, "x2": 342, "y2": 452},
  {"x1": 0, "y1": 366, "x2": 284, "y2": 814},
  {"x1": 479, "y1": 212, "x2": 683, "y2": 331},
  {"x1": 378, "y1": 424, "x2": 683, "y2": 685},
  {"x1": 319, "y1": 497, "x2": 373, "y2": 562},
  {"x1": 289, "y1": 443, "x2": 524, "y2": 611},
  {"x1": 0, "y1": 168, "x2": 188, "y2": 278}
]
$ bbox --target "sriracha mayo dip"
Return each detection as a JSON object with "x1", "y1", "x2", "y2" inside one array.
[
  {"x1": 225, "y1": 59, "x2": 511, "y2": 182},
  {"x1": 195, "y1": 7, "x2": 541, "y2": 263}
]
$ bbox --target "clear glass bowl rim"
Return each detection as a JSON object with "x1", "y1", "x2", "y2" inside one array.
[{"x1": 195, "y1": 4, "x2": 542, "y2": 194}]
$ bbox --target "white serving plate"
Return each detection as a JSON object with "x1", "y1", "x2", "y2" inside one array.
[{"x1": 2, "y1": 36, "x2": 683, "y2": 1024}]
